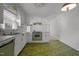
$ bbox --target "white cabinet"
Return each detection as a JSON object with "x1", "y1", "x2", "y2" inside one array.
[
  {"x1": 42, "y1": 32, "x2": 50, "y2": 42},
  {"x1": 32, "y1": 24, "x2": 49, "y2": 32},
  {"x1": 32, "y1": 25, "x2": 43, "y2": 32},
  {"x1": 14, "y1": 33, "x2": 27, "y2": 56},
  {"x1": 14, "y1": 34, "x2": 22, "y2": 56}
]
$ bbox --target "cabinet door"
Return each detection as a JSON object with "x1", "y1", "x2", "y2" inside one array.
[
  {"x1": 14, "y1": 34, "x2": 25, "y2": 56},
  {"x1": 14, "y1": 34, "x2": 27, "y2": 56},
  {"x1": 0, "y1": 4, "x2": 3, "y2": 23}
]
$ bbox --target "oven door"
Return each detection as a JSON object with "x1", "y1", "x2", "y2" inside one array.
[{"x1": 32, "y1": 32, "x2": 42, "y2": 41}]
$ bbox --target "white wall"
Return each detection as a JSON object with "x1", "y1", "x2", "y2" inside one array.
[
  {"x1": 49, "y1": 16, "x2": 61, "y2": 39},
  {"x1": 58, "y1": 5, "x2": 79, "y2": 51}
]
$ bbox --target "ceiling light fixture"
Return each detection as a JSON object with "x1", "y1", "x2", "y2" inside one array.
[{"x1": 61, "y1": 3, "x2": 77, "y2": 12}]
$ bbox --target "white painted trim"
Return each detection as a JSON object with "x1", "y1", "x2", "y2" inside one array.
[
  {"x1": 28, "y1": 41, "x2": 49, "y2": 43},
  {"x1": 60, "y1": 39, "x2": 79, "y2": 52}
]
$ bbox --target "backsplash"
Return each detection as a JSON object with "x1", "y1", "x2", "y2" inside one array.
[{"x1": 0, "y1": 28, "x2": 17, "y2": 35}]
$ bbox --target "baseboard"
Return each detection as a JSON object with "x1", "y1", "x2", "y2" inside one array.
[
  {"x1": 28, "y1": 41, "x2": 49, "y2": 43},
  {"x1": 60, "y1": 39, "x2": 79, "y2": 52}
]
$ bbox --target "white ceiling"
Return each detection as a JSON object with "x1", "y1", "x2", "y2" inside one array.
[{"x1": 19, "y1": 3, "x2": 63, "y2": 17}]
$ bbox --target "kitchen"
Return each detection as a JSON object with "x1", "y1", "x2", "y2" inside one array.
[
  {"x1": 0, "y1": 3, "x2": 79, "y2": 56},
  {"x1": 0, "y1": 3, "x2": 50, "y2": 56},
  {"x1": 0, "y1": 3, "x2": 28, "y2": 56}
]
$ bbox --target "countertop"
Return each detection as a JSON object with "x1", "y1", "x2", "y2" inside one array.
[
  {"x1": 0, "y1": 36, "x2": 14, "y2": 42},
  {"x1": 0, "y1": 36, "x2": 15, "y2": 47}
]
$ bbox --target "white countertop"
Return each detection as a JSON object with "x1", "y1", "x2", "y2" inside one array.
[
  {"x1": 0, "y1": 36, "x2": 14, "y2": 42},
  {"x1": 0, "y1": 36, "x2": 15, "y2": 46}
]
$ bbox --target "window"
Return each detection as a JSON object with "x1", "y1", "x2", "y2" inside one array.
[
  {"x1": 3, "y1": 9, "x2": 17, "y2": 30},
  {"x1": 27, "y1": 26, "x2": 31, "y2": 32},
  {"x1": 16, "y1": 13, "x2": 21, "y2": 26}
]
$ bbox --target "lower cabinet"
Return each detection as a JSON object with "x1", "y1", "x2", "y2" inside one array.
[
  {"x1": 0, "y1": 33, "x2": 27, "y2": 56},
  {"x1": 14, "y1": 34, "x2": 27, "y2": 56},
  {"x1": 0, "y1": 40, "x2": 14, "y2": 56}
]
